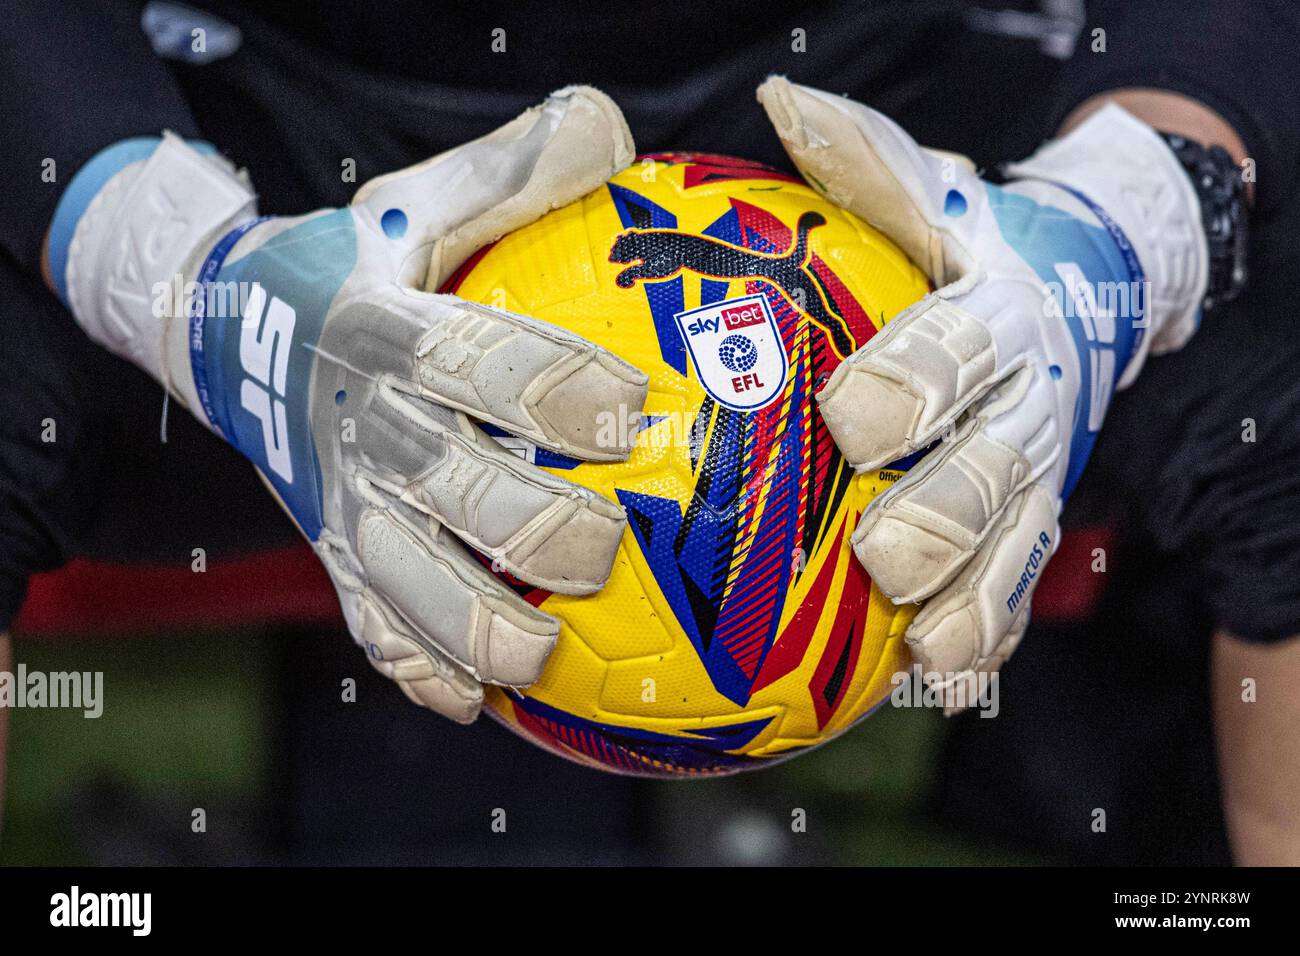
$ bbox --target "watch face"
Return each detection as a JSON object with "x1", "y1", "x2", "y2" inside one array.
[{"x1": 1159, "y1": 131, "x2": 1248, "y2": 308}]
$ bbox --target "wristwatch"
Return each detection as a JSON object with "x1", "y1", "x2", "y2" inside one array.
[{"x1": 1158, "y1": 131, "x2": 1249, "y2": 310}]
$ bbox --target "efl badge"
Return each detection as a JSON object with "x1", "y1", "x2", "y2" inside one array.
[{"x1": 674, "y1": 294, "x2": 789, "y2": 412}]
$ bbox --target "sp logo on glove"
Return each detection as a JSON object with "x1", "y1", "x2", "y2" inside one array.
[
  {"x1": 232, "y1": 283, "x2": 296, "y2": 483},
  {"x1": 757, "y1": 79, "x2": 1207, "y2": 691}
]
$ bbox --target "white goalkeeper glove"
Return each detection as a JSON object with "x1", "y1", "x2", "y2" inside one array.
[
  {"x1": 49, "y1": 86, "x2": 648, "y2": 723},
  {"x1": 757, "y1": 78, "x2": 1206, "y2": 689}
]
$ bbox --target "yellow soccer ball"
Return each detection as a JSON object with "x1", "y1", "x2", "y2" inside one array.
[{"x1": 444, "y1": 154, "x2": 929, "y2": 775}]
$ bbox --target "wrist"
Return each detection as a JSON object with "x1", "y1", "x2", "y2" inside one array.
[
  {"x1": 47, "y1": 136, "x2": 165, "y2": 309},
  {"x1": 1061, "y1": 88, "x2": 1251, "y2": 196},
  {"x1": 51, "y1": 134, "x2": 258, "y2": 401},
  {"x1": 1005, "y1": 103, "x2": 1207, "y2": 383},
  {"x1": 1155, "y1": 131, "x2": 1248, "y2": 311}
]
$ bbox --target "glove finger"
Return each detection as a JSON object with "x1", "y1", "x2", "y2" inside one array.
[
  {"x1": 816, "y1": 273, "x2": 1055, "y2": 471},
  {"x1": 940, "y1": 605, "x2": 1029, "y2": 717},
  {"x1": 324, "y1": 286, "x2": 648, "y2": 460},
  {"x1": 851, "y1": 363, "x2": 1057, "y2": 602},
  {"x1": 341, "y1": 367, "x2": 627, "y2": 593},
  {"x1": 757, "y1": 76, "x2": 980, "y2": 284},
  {"x1": 817, "y1": 293, "x2": 996, "y2": 470},
  {"x1": 351, "y1": 590, "x2": 485, "y2": 723},
  {"x1": 902, "y1": 482, "x2": 1058, "y2": 681},
  {"x1": 395, "y1": 413, "x2": 628, "y2": 595},
  {"x1": 351, "y1": 85, "x2": 634, "y2": 288},
  {"x1": 354, "y1": 501, "x2": 559, "y2": 687}
]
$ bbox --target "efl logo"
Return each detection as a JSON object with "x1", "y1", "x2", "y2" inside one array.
[{"x1": 674, "y1": 294, "x2": 789, "y2": 412}]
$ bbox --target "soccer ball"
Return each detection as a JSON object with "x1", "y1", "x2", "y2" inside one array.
[{"x1": 443, "y1": 154, "x2": 930, "y2": 775}]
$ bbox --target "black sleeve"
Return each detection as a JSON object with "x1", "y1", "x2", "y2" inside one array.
[
  {"x1": 1094, "y1": 215, "x2": 1300, "y2": 645},
  {"x1": 0, "y1": 0, "x2": 202, "y2": 273},
  {"x1": 0, "y1": 247, "x2": 301, "y2": 631},
  {"x1": 0, "y1": 253, "x2": 96, "y2": 629},
  {"x1": 1052, "y1": 0, "x2": 1300, "y2": 217},
  {"x1": 0, "y1": 0, "x2": 209, "y2": 628}
]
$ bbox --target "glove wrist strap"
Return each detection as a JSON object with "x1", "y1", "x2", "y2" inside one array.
[
  {"x1": 58, "y1": 133, "x2": 258, "y2": 409},
  {"x1": 1005, "y1": 103, "x2": 1208, "y2": 366}
]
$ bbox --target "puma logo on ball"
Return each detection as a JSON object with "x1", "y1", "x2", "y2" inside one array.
[{"x1": 608, "y1": 211, "x2": 854, "y2": 355}]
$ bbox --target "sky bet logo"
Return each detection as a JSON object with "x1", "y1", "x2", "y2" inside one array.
[
  {"x1": 674, "y1": 294, "x2": 789, "y2": 412},
  {"x1": 720, "y1": 301, "x2": 767, "y2": 331}
]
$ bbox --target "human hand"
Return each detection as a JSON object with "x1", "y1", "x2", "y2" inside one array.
[
  {"x1": 757, "y1": 78, "x2": 1206, "y2": 689},
  {"x1": 50, "y1": 87, "x2": 648, "y2": 722}
]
